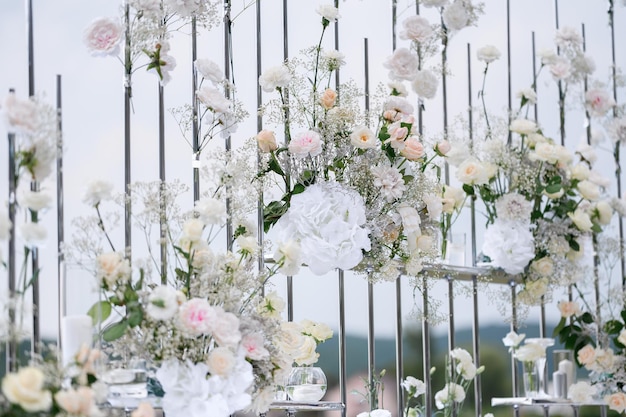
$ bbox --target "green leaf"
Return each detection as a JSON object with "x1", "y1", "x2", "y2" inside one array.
[
  {"x1": 581, "y1": 312, "x2": 594, "y2": 324},
  {"x1": 102, "y1": 321, "x2": 129, "y2": 342},
  {"x1": 87, "y1": 301, "x2": 112, "y2": 325},
  {"x1": 269, "y1": 156, "x2": 285, "y2": 176},
  {"x1": 552, "y1": 317, "x2": 566, "y2": 338},
  {"x1": 545, "y1": 183, "x2": 562, "y2": 194},
  {"x1": 292, "y1": 183, "x2": 305, "y2": 195},
  {"x1": 127, "y1": 306, "x2": 144, "y2": 327},
  {"x1": 621, "y1": 309, "x2": 626, "y2": 324},
  {"x1": 462, "y1": 184, "x2": 474, "y2": 196},
  {"x1": 403, "y1": 175, "x2": 414, "y2": 184},
  {"x1": 603, "y1": 319, "x2": 623, "y2": 335}
]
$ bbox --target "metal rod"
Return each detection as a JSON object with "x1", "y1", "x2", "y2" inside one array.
[
  {"x1": 472, "y1": 276, "x2": 482, "y2": 417},
  {"x1": 467, "y1": 43, "x2": 477, "y2": 265},
  {"x1": 392, "y1": 0, "x2": 397, "y2": 51},
  {"x1": 554, "y1": 0, "x2": 566, "y2": 146},
  {"x1": 224, "y1": 0, "x2": 233, "y2": 251},
  {"x1": 282, "y1": 0, "x2": 293, "y2": 321},
  {"x1": 510, "y1": 280, "x2": 519, "y2": 397},
  {"x1": 338, "y1": 270, "x2": 347, "y2": 417},
  {"x1": 7, "y1": 88, "x2": 17, "y2": 371},
  {"x1": 56, "y1": 75, "x2": 66, "y2": 353},
  {"x1": 158, "y1": 83, "x2": 167, "y2": 284},
  {"x1": 367, "y1": 279, "x2": 376, "y2": 408},
  {"x1": 441, "y1": 14, "x2": 450, "y2": 184},
  {"x1": 395, "y1": 275, "x2": 404, "y2": 417},
  {"x1": 191, "y1": 17, "x2": 200, "y2": 202},
  {"x1": 422, "y1": 277, "x2": 432, "y2": 417},
  {"x1": 123, "y1": 0, "x2": 132, "y2": 260},
  {"x1": 256, "y1": 0, "x2": 265, "y2": 282},
  {"x1": 506, "y1": 0, "x2": 512, "y2": 145},
  {"x1": 26, "y1": 0, "x2": 34, "y2": 96},
  {"x1": 531, "y1": 32, "x2": 538, "y2": 123},
  {"x1": 607, "y1": 0, "x2": 625, "y2": 287},
  {"x1": 448, "y1": 275, "x2": 455, "y2": 351}
]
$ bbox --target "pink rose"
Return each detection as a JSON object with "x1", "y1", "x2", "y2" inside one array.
[
  {"x1": 54, "y1": 387, "x2": 94, "y2": 416},
  {"x1": 585, "y1": 88, "x2": 616, "y2": 117},
  {"x1": 288, "y1": 130, "x2": 323, "y2": 158},
  {"x1": 211, "y1": 308, "x2": 242, "y2": 348},
  {"x1": 177, "y1": 298, "x2": 216, "y2": 336},
  {"x1": 401, "y1": 136, "x2": 425, "y2": 161},
  {"x1": 319, "y1": 88, "x2": 337, "y2": 110},
  {"x1": 577, "y1": 344, "x2": 596, "y2": 367},
  {"x1": 256, "y1": 129, "x2": 278, "y2": 153},
  {"x1": 435, "y1": 140, "x2": 451, "y2": 156},
  {"x1": 83, "y1": 17, "x2": 123, "y2": 56}
]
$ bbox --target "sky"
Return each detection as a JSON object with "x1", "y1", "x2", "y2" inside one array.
[{"x1": 1, "y1": 0, "x2": 625, "y2": 344}]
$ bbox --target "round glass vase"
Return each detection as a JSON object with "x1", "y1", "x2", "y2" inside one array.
[{"x1": 286, "y1": 366, "x2": 327, "y2": 402}]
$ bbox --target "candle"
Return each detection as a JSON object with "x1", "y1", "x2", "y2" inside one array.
[
  {"x1": 61, "y1": 315, "x2": 93, "y2": 366},
  {"x1": 558, "y1": 359, "x2": 575, "y2": 388},
  {"x1": 553, "y1": 370, "x2": 567, "y2": 399}
]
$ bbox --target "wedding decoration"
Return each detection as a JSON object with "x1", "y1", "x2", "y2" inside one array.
[{"x1": 257, "y1": 6, "x2": 447, "y2": 282}]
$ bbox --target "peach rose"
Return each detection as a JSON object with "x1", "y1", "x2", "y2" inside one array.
[
  {"x1": 206, "y1": 346, "x2": 236, "y2": 376},
  {"x1": 319, "y1": 88, "x2": 337, "y2": 109},
  {"x1": 605, "y1": 392, "x2": 626, "y2": 413},
  {"x1": 401, "y1": 136, "x2": 425, "y2": 161},
  {"x1": 557, "y1": 300, "x2": 581, "y2": 318},
  {"x1": 577, "y1": 344, "x2": 596, "y2": 366},
  {"x1": 434, "y1": 140, "x2": 451, "y2": 156},
  {"x1": 131, "y1": 402, "x2": 156, "y2": 417},
  {"x1": 256, "y1": 129, "x2": 278, "y2": 153},
  {"x1": 55, "y1": 387, "x2": 95, "y2": 416}
]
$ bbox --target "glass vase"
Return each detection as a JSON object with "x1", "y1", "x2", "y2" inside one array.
[
  {"x1": 286, "y1": 366, "x2": 327, "y2": 402},
  {"x1": 522, "y1": 361, "x2": 540, "y2": 398}
]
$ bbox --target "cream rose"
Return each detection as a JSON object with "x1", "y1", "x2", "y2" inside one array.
[
  {"x1": 530, "y1": 257, "x2": 554, "y2": 277},
  {"x1": 577, "y1": 344, "x2": 596, "y2": 366},
  {"x1": 568, "y1": 208, "x2": 593, "y2": 232},
  {"x1": 96, "y1": 251, "x2": 131, "y2": 288},
  {"x1": 207, "y1": 346, "x2": 236, "y2": 376},
  {"x1": 401, "y1": 136, "x2": 425, "y2": 160},
  {"x1": 2, "y1": 367, "x2": 52, "y2": 412},
  {"x1": 594, "y1": 201, "x2": 613, "y2": 225},
  {"x1": 350, "y1": 126, "x2": 378, "y2": 149},
  {"x1": 54, "y1": 387, "x2": 95, "y2": 416},
  {"x1": 456, "y1": 158, "x2": 491, "y2": 185},
  {"x1": 293, "y1": 335, "x2": 319, "y2": 366},
  {"x1": 557, "y1": 300, "x2": 581, "y2": 318},
  {"x1": 570, "y1": 163, "x2": 590, "y2": 181},
  {"x1": 256, "y1": 129, "x2": 278, "y2": 153},
  {"x1": 577, "y1": 180, "x2": 601, "y2": 201},
  {"x1": 319, "y1": 88, "x2": 337, "y2": 109},
  {"x1": 606, "y1": 393, "x2": 626, "y2": 414},
  {"x1": 509, "y1": 118, "x2": 538, "y2": 135}
]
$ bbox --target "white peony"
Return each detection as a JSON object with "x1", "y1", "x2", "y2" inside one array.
[
  {"x1": 259, "y1": 65, "x2": 292, "y2": 92},
  {"x1": 482, "y1": 219, "x2": 535, "y2": 275},
  {"x1": 350, "y1": 125, "x2": 378, "y2": 149},
  {"x1": 19, "y1": 190, "x2": 52, "y2": 212},
  {"x1": 384, "y1": 48, "x2": 418, "y2": 81},
  {"x1": 371, "y1": 164, "x2": 406, "y2": 202},
  {"x1": 399, "y1": 16, "x2": 433, "y2": 42},
  {"x1": 576, "y1": 143, "x2": 597, "y2": 164},
  {"x1": 83, "y1": 17, "x2": 123, "y2": 57},
  {"x1": 411, "y1": 69, "x2": 438, "y2": 99},
  {"x1": 271, "y1": 182, "x2": 370, "y2": 275},
  {"x1": 477, "y1": 45, "x2": 501, "y2": 63},
  {"x1": 196, "y1": 86, "x2": 232, "y2": 114},
  {"x1": 195, "y1": 58, "x2": 223, "y2": 84}
]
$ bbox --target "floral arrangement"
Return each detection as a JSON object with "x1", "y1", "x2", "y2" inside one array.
[
  {"x1": 256, "y1": 5, "x2": 451, "y2": 282},
  {"x1": 450, "y1": 25, "x2": 623, "y2": 307},
  {"x1": 0, "y1": 346, "x2": 116, "y2": 417}
]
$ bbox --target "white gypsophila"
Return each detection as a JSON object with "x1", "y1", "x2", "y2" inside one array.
[
  {"x1": 443, "y1": 1, "x2": 469, "y2": 31},
  {"x1": 83, "y1": 180, "x2": 114, "y2": 206},
  {"x1": 371, "y1": 164, "x2": 406, "y2": 202},
  {"x1": 194, "y1": 197, "x2": 227, "y2": 225},
  {"x1": 147, "y1": 285, "x2": 180, "y2": 321},
  {"x1": 0, "y1": 210, "x2": 10, "y2": 240},
  {"x1": 350, "y1": 126, "x2": 378, "y2": 149},
  {"x1": 516, "y1": 88, "x2": 537, "y2": 105},
  {"x1": 131, "y1": 0, "x2": 161, "y2": 13},
  {"x1": 384, "y1": 96, "x2": 414, "y2": 116},
  {"x1": 19, "y1": 223, "x2": 47, "y2": 247},
  {"x1": 258, "y1": 65, "x2": 292, "y2": 93},
  {"x1": 316, "y1": 4, "x2": 340, "y2": 22},
  {"x1": 195, "y1": 58, "x2": 223, "y2": 84},
  {"x1": 399, "y1": 15, "x2": 433, "y2": 42},
  {"x1": 411, "y1": 69, "x2": 438, "y2": 99},
  {"x1": 1, "y1": 93, "x2": 38, "y2": 134},
  {"x1": 509, "y1": 118, "x2": 538, "y2": 135},
  {"x1": 19, "y1": 190, "x2": 52, "y2": 212},
  {"x1": 83, "y1": 17, "x2": 123, "y2": 57},
  {"x1": 164, "y1": 0, "x2": 202, "y2": 17},
  {"x1": 495, "y1": 193, "x2": 531, "y2": 222},
  {"x1": 273, "y1": 240, "x2": 302, "y2": 276},
  {"x1": 555, "y1": 26, "x2": 583, "y2": 49},
  {"x1": 271, "y1": 182, "x2": 370, "y2": 275},
  {"x1": 421, "y1": 0, "x2": 448, "y2": 7},
  {"x1": 482, "y1": 219, "x2": 535, "y2": 275},
  {"x1": 568, "y1": 381, "x2": 597, "y2": 402},
  {"x1": 384, "y1": 48, "x2": 418, "y2": 81},
  {"x1": 585, "y1": 88, "x2": 616, "y2": 117},
  {"x1": 477, "y1": 45, "x2": 501, "y2": 63},
  {"x1": 388, "y1": 81, "x2": 408, "y2": 97},
  {"x1": 196, "y1": 86, "x2": 232, "y2": 114},
  {"x1": 434, "y1": 383, "x2": 465, "y2": 409}
]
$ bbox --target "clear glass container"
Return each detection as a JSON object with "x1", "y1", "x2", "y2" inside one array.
[{"x1": 286, "y1": 366, "x2": 327, "y2": 402}]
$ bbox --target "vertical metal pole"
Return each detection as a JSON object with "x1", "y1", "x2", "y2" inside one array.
[
  {"x1": 223, "y1": 0, "x2": 234, "y2": 251},
  {"x1": 56, "y1": 75, "x2": 66, "y2": 353},
  {"x1": 531, "y1": 32, "x2": 538, "y2": 123},
  {"x1": 7, "y1": 88, "x2": 18, "y2": 371},
  {"x1": 422, "y1": 277, "x2": 432, "y2": 417},
  {"x1": 607, "y1": 0, "x2": 625, "y2": 287},
  {"x1": 158, "y1": 83, "x2": 167, "y2": 284},
  {"x1": 510, "y1": 280, "x2": 519, "y2": 397},
  {"x1": 191, "y1": 17, "x2": 200, "y2": 202},
  {"x1": 554, "y1": 0, "x2": 566, "y2": 146},
  {"x1": 282, "y1": 0, "x2": 293, "y2": 322},
  {"x1": 256, "y1": 0, "x2": 265, "y2": 284},
  {"x1": 506, "y1": 0, "x2": 512, "y2": 145},
  {"x1": 367, "y1": 279, "x2": 376, "y2": 408},
  {"x1": 123, "y1": 1, "x2": 132, "y2": 260},
  {"x1": 441, "y1": 13, "x2": 450, "y2": 185},
  {"x1": 338, "y1": 270, "x2": 347, "y2": 417},
  {"x1": 448, "y1": 275, "x2": 455, "y2": 352},
  {"x1": 467, "y1": 44, "x2": 477, "y2": 264}
]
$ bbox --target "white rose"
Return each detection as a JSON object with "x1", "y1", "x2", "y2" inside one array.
[
  {"x1": 576, "y1": 143, "x2": 597, "y2": 164},
  {"x1": 456, "y1": 158, "x2": 491, "y2": 185},
  {"x1": 195, "y1": 58, "x2": 222, "y2": 84},
  {"x1": 617, "y1": 329, "x2": 626, "y2": 347},
  {"x1": 259, "y1": 65, "x2": 292, "y2": 92},
  {"x1": 384, "y1": 48, "x2": 418, "y2": 81},
  {"x1": 514, "y1": 343, "x2": 545, "y2": 362},
  {"x1": 594, "y1": 200, "x2": 613, "y2": 225},
  {"x1": 96, "y1": 251, "x2": 131, "y2": 288},
  {"x1": 147, "y1": 285, "x2": 179, "y2": 321},
  {"x1": 83, "y1": 17, "x2": 123, "y2": 56},
  {"x1": 477, "y1": 45, "x2": 501, "y2": 63},
  {"x1": 19, "y1": 190, "x2": 52, "y2": 212},
  {"x1": 1, "y1": 367, "x2": 52, "y2": 412},
  {"x1": 316, "y1": 4, "x2": 340, "y2": 22},
  {"x1": 300, "y1": 319, "x2": 333, "y2": 342},
  {"x1": 570, "y1": 163, "x2": 590, "y2": 181},
  {"x1": 181, "y1": 218, "x2": 204, "y2": 242},
  {"x1": 530, "y1": 257, "x2": 553, "y2": 277},
  {"x1": 589, "y1": 169, "x2": 611, "y2": 187},
  {"x1": 350, "y1": 126, "x2": 378, "y2": 149},
  {"x1": 442, "y1": 1, "x2": 469, "y2": 31},
  {"x1": 399, "y1": 15, "x2": 433, "y2": 42},
  {"x1": 82, "y1": 180, "x2": 114, "y2": 206},
  {"x1": 412, "y1": 69, "x2": 438, "y2": 99},
  {"x1": 577, "y1": 180, "x2": 601, "y2": 201},
  {"x1": 443, "y1": 186, "x2": 465, "y2": 212},
  {"x1": 568, "y1": 208, "x2": 593, "y2": 232},
  {"x1": 509, "y1": 118, "x2": 538, "y2": 135},
  {"x1": 557, "y1": 300, "x2": 581, "y2": 318},
  {"x1": 207, "y1": 347, "x2": 236, "y2": 376},
  {"x1": 530, "y1": 142, "x2": 571, "y2": 165},
  {"x1": 294, "y1": 335, "x2": 319, "y2": 365},
  {"x1": 502, "y1": 331, "x2": 525, "y2": 348}
]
